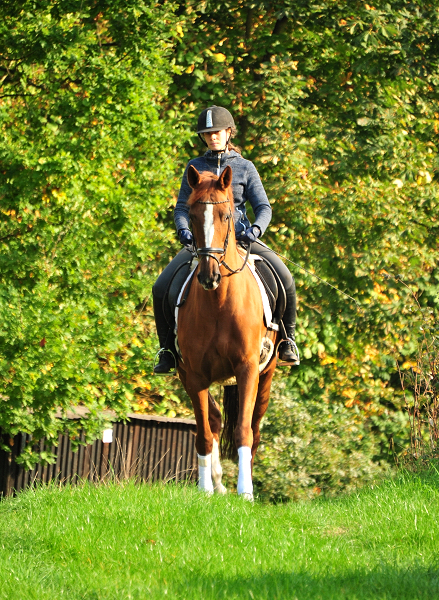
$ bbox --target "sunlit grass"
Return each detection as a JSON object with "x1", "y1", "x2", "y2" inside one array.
[{"x1": 1, "y1": 469, "x2": 438, "y2": 599}]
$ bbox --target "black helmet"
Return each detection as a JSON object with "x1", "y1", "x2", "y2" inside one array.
[{"x1": 197, "y1": 105, "x2": 235, "y2": 134}]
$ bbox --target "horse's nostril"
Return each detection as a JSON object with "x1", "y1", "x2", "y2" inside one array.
[{"x1": 197, "y1": 270, "x2": 221, "y2": 290}]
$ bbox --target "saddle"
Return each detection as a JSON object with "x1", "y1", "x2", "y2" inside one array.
[
  {"x1": 252, "y1": 256, "x2": 287, "y2": 334},
  {"x1": 163, "y1": 258, "x2": 196, "y2": 328}
]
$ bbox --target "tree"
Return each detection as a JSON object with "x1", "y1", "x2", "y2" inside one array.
[{"x1": 0, "y1": 0, "x2": 181, "y2": 467}]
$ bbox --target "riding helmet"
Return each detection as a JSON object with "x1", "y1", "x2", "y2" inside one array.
[{"x1": 197, "y1": 106, "x2": 235, "y2": 133}]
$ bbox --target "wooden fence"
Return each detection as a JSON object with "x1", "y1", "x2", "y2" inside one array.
[{"x1": 0, "y1": 412, "x2": 197, "y2": 497}]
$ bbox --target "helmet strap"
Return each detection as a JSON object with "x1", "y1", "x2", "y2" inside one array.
[
  {"x1": 220, "y1": 134, "x2": 231, "y2": 153},
  {"x1": 198, "y1": 133, "x2": 208, "y2": 147}
]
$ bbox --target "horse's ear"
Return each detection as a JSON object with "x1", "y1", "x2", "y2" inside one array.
[
  {"x1": 187, "y1": 165, "x2": 201, "y2": 189},
  {"x1": 218, "y1": 165, "x2": 232, "y2": 191}
]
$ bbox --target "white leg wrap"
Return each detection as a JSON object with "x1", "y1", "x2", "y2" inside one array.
[
  {"x1": 197, "y1": 453, "x2": 214, "y2": 493},
  {"x1": 211, "y1": 438, "x2": 227, "y2": 495},
  {"x1": 237, "y1": 446, "x2": 253, "y2": 499}
]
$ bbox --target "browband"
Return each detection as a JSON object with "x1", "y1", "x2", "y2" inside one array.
[{"x1": 196, "y1": 198, "x2": 230, "y2": 205}]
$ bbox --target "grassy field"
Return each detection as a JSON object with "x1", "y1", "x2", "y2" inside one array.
[{"x1": 1, "y1": 469, "x2": 438, "y2": 600}]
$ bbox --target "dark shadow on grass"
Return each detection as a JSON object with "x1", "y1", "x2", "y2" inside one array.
[
  {"x1": 408, "y1": 465, "x2": 439, "y2": 487},
  {"x1": 168, "y1": 563, "x2": 439, "y2": 600}
]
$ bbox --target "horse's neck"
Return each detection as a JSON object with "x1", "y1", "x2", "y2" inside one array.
[
  {"x1": 225, "y1": 237, "x2": 246, "y2": 270},
  {"x1": 217, "y1": 239, "x2": 250, "y2": 295}
]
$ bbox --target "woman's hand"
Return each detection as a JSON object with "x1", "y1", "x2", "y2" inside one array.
[
  {"x1": 178, "y1": 228, "x2": 194, "y2": 247},
  {"x1": 237, "y1": 225, "x2": 261, "y2": 244}
]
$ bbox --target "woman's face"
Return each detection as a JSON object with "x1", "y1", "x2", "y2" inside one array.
[{"x1": 203, "y1": 128, "x2": 231, "y2": 151}]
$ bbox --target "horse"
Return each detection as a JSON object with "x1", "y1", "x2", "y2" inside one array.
[{"x1": 176, "y1": 164, "x2": 280, "y2": 500}]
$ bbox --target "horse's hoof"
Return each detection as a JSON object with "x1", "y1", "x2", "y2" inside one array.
[
  {"x1": 239, "y1": 492, "x2": 254, "y2": 502},
  {"x1": 214, "y1": 484, "x2": 227, "y2": 495},
  {"x1": 198, "y1": 485, "x2": 214, "y2": 495}
]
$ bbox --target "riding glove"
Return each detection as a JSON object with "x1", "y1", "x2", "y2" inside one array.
[
  {"x1": 178, "y1": 228, "x2": 193, "y2": 247},
  {"x1": 237, "y1": 225, "x2": 261, "y2": 244}
]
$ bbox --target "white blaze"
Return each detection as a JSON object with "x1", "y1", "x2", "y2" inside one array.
[{"x1": 203, "y1": 204, "x2": 215, "y2": 251}]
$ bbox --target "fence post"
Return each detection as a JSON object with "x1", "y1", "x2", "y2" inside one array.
[
  {"x1": 0, "y1": 433, "x2": 19, "y2": 497},
  {"x1": 100, "y1": 428, "x2": 113, "y2": 480}
]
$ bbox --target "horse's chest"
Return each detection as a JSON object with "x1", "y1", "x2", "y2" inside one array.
[{"x1": 183, "y1": 315, "x2": 238, "y2": 347}]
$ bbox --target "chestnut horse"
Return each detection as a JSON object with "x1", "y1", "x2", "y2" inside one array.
[{"x1": 176, "y1": 165, "x2": 279, "y2": 500}]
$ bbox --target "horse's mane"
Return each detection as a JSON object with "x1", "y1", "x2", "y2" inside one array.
[{"x1": 187, "y1": 171, "x2": 234, "y2": 209}]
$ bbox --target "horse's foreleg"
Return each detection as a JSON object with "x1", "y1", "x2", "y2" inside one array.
[
  {"x1": 235, "y1": 363, "x2": 260, "y2": 499},
  {"x1": 208, "y1": 392, "x2": 226, "y2": 495},
  {"x1": 185, "y1": 378, "x2": 214, "y2": 493}
]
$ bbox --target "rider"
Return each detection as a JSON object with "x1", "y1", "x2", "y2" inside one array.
[{"x1": 152, "y1": 105, "x2": 300, "y2": 374}]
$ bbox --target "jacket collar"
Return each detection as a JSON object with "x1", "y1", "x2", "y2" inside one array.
[{"x1": 204, "y1": 149, "x2": 240, "y2": 160}]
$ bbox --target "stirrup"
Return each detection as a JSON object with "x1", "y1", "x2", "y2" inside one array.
[
  {"x1": 277, "y1": 338, "x2": 300, "y2": 367},
  {"x1": 153, "y1": 348, "x2": 177, "y2": 376}
]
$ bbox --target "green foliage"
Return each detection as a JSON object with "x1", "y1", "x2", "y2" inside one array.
[
  {"x1": 1, "y1": 475, "x2": 439, "y2": 598},
  {"x1": 253, "y1": 377, "x2": 406, "y2": 502},
  {"x1": 397, "y1": 282, "x2": 439, "y2": 464},
  {"x1": 0, "y1": 0, "x2": 184, "y2": 463}
]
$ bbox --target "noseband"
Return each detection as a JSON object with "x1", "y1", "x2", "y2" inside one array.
[{"x1": 191, "y1": 197, "x2": 250, "y2": 275}]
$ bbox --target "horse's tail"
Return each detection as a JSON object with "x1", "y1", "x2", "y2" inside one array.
[{"x1": 220, "y1": 385, "x2": 239, "y2": 460}]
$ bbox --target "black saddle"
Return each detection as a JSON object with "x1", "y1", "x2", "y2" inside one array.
[
  {"x1": 163, "y1": 259, "x2": 195, "y2": 326},
  {"x1": 253, "y1": 257, "x2": 286, "y2": 331}
]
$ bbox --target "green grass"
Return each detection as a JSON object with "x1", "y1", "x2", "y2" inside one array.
[{"x1": 1, "y1": 470, "x2": 439, "y2": 600}]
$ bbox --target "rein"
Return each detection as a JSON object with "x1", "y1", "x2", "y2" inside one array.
[{"x1": 192, "y1": 196, "x2": 250, "y2": 274}]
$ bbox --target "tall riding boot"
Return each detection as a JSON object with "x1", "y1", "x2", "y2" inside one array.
[
  {"x1": 152, "y1": 292, "x2": 177, "y2": 375},
  {"x1": 278, "y1": 282, "x2": 300, "y2": 365}
]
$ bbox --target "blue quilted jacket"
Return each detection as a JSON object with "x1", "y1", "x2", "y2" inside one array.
[{"x1": 174, "y1": 150, "x2": 272, "y2": 237}]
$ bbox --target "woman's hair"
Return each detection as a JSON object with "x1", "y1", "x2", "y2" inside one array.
[{"x1": 227, "y1": 126, "x2": 242, "y2": 155}]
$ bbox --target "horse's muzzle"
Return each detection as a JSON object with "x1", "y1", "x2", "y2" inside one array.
[{"x1": 197, "y1": 271, "x2": 222, "y2": 290}]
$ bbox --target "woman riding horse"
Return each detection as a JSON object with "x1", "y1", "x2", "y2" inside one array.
[{"x1": 153, "y1": 105, "x2": 300, "y2": 374}]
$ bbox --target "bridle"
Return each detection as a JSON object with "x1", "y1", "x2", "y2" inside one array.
[{"x1": 191, "y1": 196, "x2": 251, "y2": 275}]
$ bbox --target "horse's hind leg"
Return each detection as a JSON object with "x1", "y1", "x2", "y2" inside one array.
[
  {"x1": 251, "y1": 361, "x2": 276, "y2": 462},
  {"x1": 208, "y1": 392, "x2": 226, "y2": 495}
]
